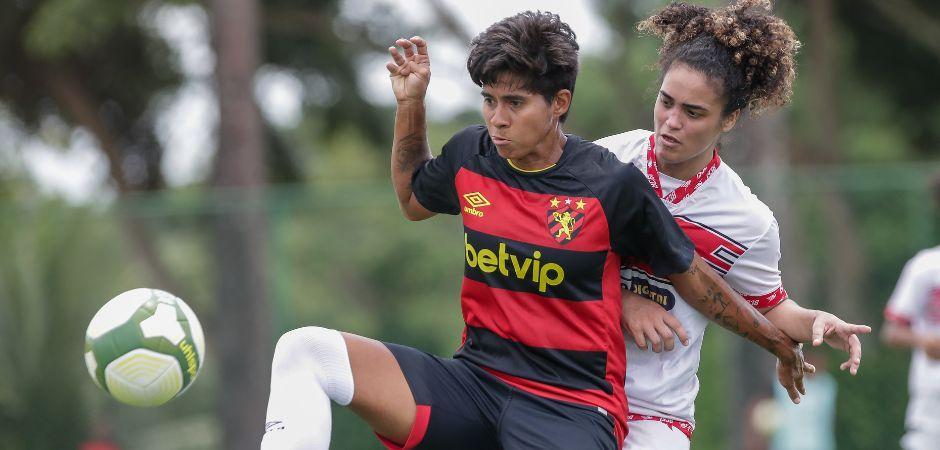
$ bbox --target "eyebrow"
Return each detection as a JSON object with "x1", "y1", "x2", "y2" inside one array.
[
  {"x1": 481, "y1": 91, "x2": 528, "y2": 102},
  {"x1": 660, "y1": 90, "x2": 708, "y2": 112}
]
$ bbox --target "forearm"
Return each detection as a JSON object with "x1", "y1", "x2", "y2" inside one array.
[
  {"x1": 763, "y1": 299, "x2": 819, "y2": 343},
  {"x1": 881, "y1": 323, "x2": 924, "y2": 349},
  {"x1": 390, "y1": 100, "x2": 431, "y2": 214},
  {"x1": 671, "y1": 255, "x2": 796, "y2": 358}
]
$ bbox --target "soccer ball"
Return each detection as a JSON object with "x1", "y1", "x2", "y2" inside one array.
[{"x1": 84, "y1": 288, "x2": 206, "y2": 407}]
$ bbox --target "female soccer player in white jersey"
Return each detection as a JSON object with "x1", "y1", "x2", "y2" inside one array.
[
  {"x1": 883, "y1": 175, "x2": 940, "y2": 450},
  {"x1": 595, "y1": 1, "x2": 872, "y2": 449}
]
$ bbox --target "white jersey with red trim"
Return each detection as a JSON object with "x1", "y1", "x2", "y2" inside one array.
[
  {"x1": 885, "y1": 246, "x2": 940, "y2": 396},
  {"x1": 596, "y1": 129, "x2": 787, "y2": 426}
]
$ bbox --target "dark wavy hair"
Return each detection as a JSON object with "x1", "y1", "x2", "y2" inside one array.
[
  {"x1": 639, "y1": 0, "x2": 801, "y2": 116},
  {"x1": 467, "y1": 11, "x2": 580, "y2": 122}
]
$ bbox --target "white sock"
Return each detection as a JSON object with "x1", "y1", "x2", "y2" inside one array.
[{"x1": 260, "y1": 327, "x2": 355, "y2": 450}]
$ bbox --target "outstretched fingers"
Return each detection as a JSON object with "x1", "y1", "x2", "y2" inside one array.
[
  {"x1": 387, "y1": 46, "x2": 406, "y2": 74},
  {"x1": 803, "y1": 361, "x2": 817, "y2": 374},
  {"x1": 390, "y1": 45, "x2": 406, "y2": 65},
  {"x1": 396, "y1": 38, "x2": 416, "y2": 58},
  {"x1": 840, "y1": 333, "x2": 863, "y2": 375},
  {"x1": 410, "y1": 36, "x2": 428, "y2": 56},
  {"x1": 811, "y1": 317, "x2": 828, "y2": 346},
  {"x1": 779, "y1": 347, "x2": 806, "y2": 404},
  {"x1": 782, "y1": 373, "x2": 802, "y2": 404}
]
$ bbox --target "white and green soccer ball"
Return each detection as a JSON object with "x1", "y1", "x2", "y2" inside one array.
[{"x1": 85, "y1": 288, "x2": 206, "y2": 407}]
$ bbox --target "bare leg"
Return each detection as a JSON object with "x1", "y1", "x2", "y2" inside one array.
[
  {"x1": 343, "y1": 333, "x2": 417, "y2": 444},
  {"x1": 261, "y1": 328, "x2": 417, "y2": 449}
]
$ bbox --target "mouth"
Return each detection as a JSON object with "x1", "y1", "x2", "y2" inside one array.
[
  {"x1": 659, "y1": 133, "x2": 681, "y2": 147},
  {"x1": 491, "y1": 136, "x2": 510, "y2": 146}
]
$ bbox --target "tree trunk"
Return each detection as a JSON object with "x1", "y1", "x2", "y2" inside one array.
[
  {"x1": 807, "y1": 0, "x2": 866, "y2": 317},
  {"x1": 724, "y1": 110, "x2": 800, "y2": 450},
  {"x1": 209, "y1": 0, "x2": 270, "y2": 448},
  {"x1": 38, "y1": 64, "x2": 180, "y2": 293}
]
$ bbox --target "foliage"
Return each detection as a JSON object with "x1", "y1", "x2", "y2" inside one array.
[{"x1": 2, "y1": 0, "x2": 940, "y2": 448}]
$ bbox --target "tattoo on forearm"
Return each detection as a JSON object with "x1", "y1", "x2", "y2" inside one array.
[
  {"x1": 395, "y1": 132, "x2": 427, "y2": 174},
  {"x1": 694, "y1": 264, "x2": 776, "y2": 346}
]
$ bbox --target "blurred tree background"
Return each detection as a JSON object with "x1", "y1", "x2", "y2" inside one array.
[{"x1": 1, "y1": 0, "x2": 939, "y2": 449}]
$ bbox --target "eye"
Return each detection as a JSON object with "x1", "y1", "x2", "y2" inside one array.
[
  {"x1": 483, "y1": 97, "x2": 494, "y2": 106},
  {"x1": 660, "y1": 96, "x2": 673, "y2": 107},
  {"x1": 510, "y1": 99, "x2": 523, "y2": 108},
  {"x1": 686, "y1": 109, "x2": 700, "y2": 118}
]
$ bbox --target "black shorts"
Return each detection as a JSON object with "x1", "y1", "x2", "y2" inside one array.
[{"x1": 378, "y1": 343, "x2": 618, "y2": 450}]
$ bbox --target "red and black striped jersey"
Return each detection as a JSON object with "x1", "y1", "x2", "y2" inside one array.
[{"x1": 411, "y1": 125, "x2": 694, "y2": 441}]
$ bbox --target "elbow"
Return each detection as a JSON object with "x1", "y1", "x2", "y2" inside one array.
[
  {"x1": 400, "y1": 206, "x2": 431, "y2": 221},
  {"x1": 403, "y1": 211, "x2": 426, "y2": 221}
]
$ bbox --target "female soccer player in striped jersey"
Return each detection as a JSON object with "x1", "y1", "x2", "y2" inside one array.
[
  {"x1": 261, "y1": 10, "x2": 809, "y2": 450},
  {"x1": 596, "y1": 1, "x2": 871, "y2": 448}
]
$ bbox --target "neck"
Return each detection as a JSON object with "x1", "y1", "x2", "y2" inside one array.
[
  {"x1": 659, "y1": 155, "x2": 709, "y2": 180},
  {"x1": 509, "y1": 127, "x2": 567, "y2": 171},
  {"x1": 657, "y1": 142, "x2": 717, "y2": 181}
]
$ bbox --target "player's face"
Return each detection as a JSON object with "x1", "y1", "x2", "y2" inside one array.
[
  {"x1": 481, "y1": 74, "x2": 569, "y2": 164},
  {"x1": 653, "y1": 63, "x2": 739, "y2": 178}
]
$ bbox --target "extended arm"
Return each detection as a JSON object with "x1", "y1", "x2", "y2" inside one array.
[
  {"x1": 763, "y1": 299, "x2": 871, "y2": 374},
  {"x1": 387, "y1": 37, "x2": 434, "y2": 221},
  {"x1": 667, "y1": 253, "x2": 806, "y2": 402},
  {"x1": 882, "y1": 321, "x2": 940, "y2": 359}
]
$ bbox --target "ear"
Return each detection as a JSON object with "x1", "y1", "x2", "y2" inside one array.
[
  {"x1": 552, "y1": 89, "x2": 572, "y2": 119},
  {"x1": 721, "y1": 109, "x2": 741, "y2": 133}
]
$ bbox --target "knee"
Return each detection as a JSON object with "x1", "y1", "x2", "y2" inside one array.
[
  {"x1": 272, "y1": 326, "x2": 339, "y2": 371},
  {"x1": 271, "y1": 326, "x2": 355, "y2": 405}
]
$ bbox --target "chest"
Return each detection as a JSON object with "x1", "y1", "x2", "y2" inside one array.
[
  {"x1": 925, "y1": 287, "x2": 940, "y2": 325},
  {"x1": 454, "y1": 168, "x2": 611, "y2": 252}
]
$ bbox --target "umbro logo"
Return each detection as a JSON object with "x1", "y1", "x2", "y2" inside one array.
[
  {"x1": 264, "y1": 421, "x2": 285, "y2": 433},
  {"x1": 463, "y1": 192, "x2": 490, "y2": 218}
]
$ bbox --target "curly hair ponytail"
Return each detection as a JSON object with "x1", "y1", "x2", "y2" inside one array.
[{"x1": 638, "y1": 0, "x2": 800, "y2": 116}]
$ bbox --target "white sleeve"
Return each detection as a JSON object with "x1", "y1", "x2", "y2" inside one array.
[
  {"x1": 594, "y1": 130, "x2": 650, "y2": 165},
  {"x1": 885, "y1": 254, "x2": 931, "y2": 324},
  {"x1": 723, "y1": 219, "x2": 787, "y2": 308}
]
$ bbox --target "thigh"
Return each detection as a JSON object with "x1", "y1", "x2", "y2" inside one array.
[
  {"x1": 343, "y1": 333, "x2": 417, "y2": 444},
  {"x1": 381, "y1": 343, "x2": 503, "y2": 450},
  {"x1": 902, "y1": 429, "x2": 940, "y2": 450},
  {"x1": 903, "y1": 395, "x2": 940, "y2": 450},
  {"x1": 499, "y1": 391, "x2": 618, "y2": 450},
  {"x1": 623, "y1": 420, "x2": 690, "y2": 450}
]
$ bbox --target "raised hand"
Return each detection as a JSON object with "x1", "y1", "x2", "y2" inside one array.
[
  {"x1": 810, "y1": 312, "x2": 872, "y2": 375},
  {"x1": 386, "y1": 36, "x2": 431, "y2": 104}
]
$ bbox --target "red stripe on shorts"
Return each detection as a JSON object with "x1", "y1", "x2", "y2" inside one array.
[{"x1": 376, "y1": 405, "x2": 432, "y2": 450}]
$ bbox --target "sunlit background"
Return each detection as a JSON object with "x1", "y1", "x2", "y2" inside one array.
[{"x1": 2, "y1": 0, "x2": 939, "y2": 449}]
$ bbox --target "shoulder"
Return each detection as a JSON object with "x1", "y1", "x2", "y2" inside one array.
[
  {"x1": 563, "y1": 135, "x2": 651, "y2": 201},
  {"x1": 569, "y1": 135, "x2": 646, "y2": 185},
  {"x1": 439, "y1": 125, "x2": 492, "y2": 163},
  {"x1": 712, "y1": 165, "x2": 775, "y2": 227},
  {"x1": 906, "y1": 246, "x2": 940, "y2": 271},
  {"x1": 594, "y1": 129, "x2": 653, "y2": 164},
  {"x1": 446, "y1": 125, "x2": 489, "y2": 150},
  {"x1": 682, "y1": 164, "x2": 777, "y2": 247}
]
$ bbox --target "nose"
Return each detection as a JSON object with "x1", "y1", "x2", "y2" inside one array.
[
  {"x1": 490, "y1": 104, "x2": 510, "y2": 129},
  {"x1": 664, "y1": 109, "x2": 682, "y2": 131}
]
